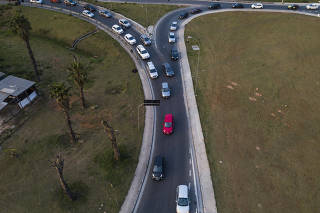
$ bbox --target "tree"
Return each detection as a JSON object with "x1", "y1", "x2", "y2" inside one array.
[
  {"x1": 49, "y1": 82, "x2": 76, "y2": 143},
  {"x1": 67, "y1": 56, "x2": 88, "y2": 109},
  {"x1": 50, "y1": 153, "x2": 74, "y2": 201},
  {"x1": 101, "y1": 120, "x2": 120, "y2": 161},
  {"x1": 9, "y1": 10, "x2": 40, "y2": 81}
]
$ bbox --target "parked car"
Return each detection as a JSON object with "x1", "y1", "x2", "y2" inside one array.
[
  {"x1": 140, "y1": 34, "x2": 152, "y2": 46},
  {"x1": 146, "y1": 61, "x2": 158, "y2": 79},
  {"x1": 119, "y1": 19, "x2": 131, "y2": 28},
  {"x1": 168, "y1": 32, "x2": 176, "y2": 43},
  {"x1": 306, "y1": 3, "x2": 319, "y2": 10},
  {"x1": 178, "y1": 12, "x2": 188, "y2": 19},
  {"x1": 112, "y1": 24, "x2": 124, "y2": 34},
  {"x1": 251, "y1": 3, "x2": 263, "y2": 9},
  {"x1": 50, "y1": 0, "x2": 61, "y2": 3},
  {"x1": 136, "y1": 45, "x2": 150, "y2": 60},
  {"x1": 152, "y1": 156, "x2": 165, "y2": 181},
  {"x1": 161, "y1": 82, "x2": 171, "y2": 99},
  {"x1": 163, "y1": 113, "x2": 173, "y2": 135},
  {"x1": 176, "y1": 185, "x2": 190, "y2": 213},
  {"x1": 287, "y1": 4, "x2": 299, "y2": 10},
  {"x1": 64, "y1": 0, "x2": 76, "y2": 6},
  {"x1": 162, "y1": 63, "x2": 174, "y2": 77},
  {"x1": 208, "y1": 3, "x2": 221, "y2": 9},
  {"x1": 30, "y1": 0, "x2": 43, "y2": 4},
  {"x1": 171, "y1": 48, "x2": 179, "y2": 61},
  {"x1": 82, "y1": 10, "x2": 94, "y2": 18},
  {"x1": 83, "y1": 4, "x2": 96, "y2": 12},
  {"x1": 124, "y1": 33, "x2": 136, "y2": 45},
  {"x1": 99, "y1": 10, "x2": 112, "y2": 18},
  {"x1": 190, "y1": 8, "x2": 202, "y2": 14},
  {"x1": 232, "y1": 3, "x2": 244, "y2": 8},
  {"x1": 170, "y1": 21, "x2": 178, "y2": 31}
]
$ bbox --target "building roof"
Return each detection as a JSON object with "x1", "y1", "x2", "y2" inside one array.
[
  {"x1": 0, "y1": 92, "x2": 9, "y2": 102},
  {"x1": 0, "y1": 75, "x2": 35, "y2": 97}
]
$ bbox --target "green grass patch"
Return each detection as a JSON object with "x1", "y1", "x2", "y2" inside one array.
[
  {"x1": 186, "y1": 12, "x2": 320, "y2": 213},
  {"x1": 0, "y1": 5, "x2": 144, "y2": 213}
]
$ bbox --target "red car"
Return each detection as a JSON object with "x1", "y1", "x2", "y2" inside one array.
[{"x1": 162, "y1": 114, "x2": 174, "y2": 135}]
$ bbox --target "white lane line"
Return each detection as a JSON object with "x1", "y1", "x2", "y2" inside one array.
[
  {"x1": 189, "y1": 159, "x2": 192, "y2": 165},
  {"x1": 189, "y1": 169, "x2": 192, "y2": 177},
  {"x1": 188, "y1": 182, "x2": 191, "y2": 191}
]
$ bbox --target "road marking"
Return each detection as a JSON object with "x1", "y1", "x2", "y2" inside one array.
[
  {"x1": 188, "y1": 182, "x2": 191, "y2": 190},
  {"x1": 189, "y1": 169, "x2": 192, "y2": 177},
  {"x1": 189, "y1": 159, "x2": 192, "y2": 165}
]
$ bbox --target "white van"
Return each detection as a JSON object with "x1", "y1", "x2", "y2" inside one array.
[
  {"x1": 146, "y1": 61, "x2": 158, "y2": 79},
  {"x1": 176, "y1": 185, "x2": 190, "y2": 213},
  {"x1": 30, "y1": 0, "x2": 43, "y2": 4}
]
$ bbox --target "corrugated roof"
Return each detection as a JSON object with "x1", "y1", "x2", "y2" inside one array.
[{"x1": 0, "y1": 75, "x2": 35, "y2": 97}]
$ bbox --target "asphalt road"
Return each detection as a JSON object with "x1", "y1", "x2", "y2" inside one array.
[{"x1": 23, "y1": 1, "x2": 320, "y2": 212}]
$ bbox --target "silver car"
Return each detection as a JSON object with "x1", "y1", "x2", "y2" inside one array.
[{"x1": 161, "y1": 82, "x2": 170, "y2": 98}]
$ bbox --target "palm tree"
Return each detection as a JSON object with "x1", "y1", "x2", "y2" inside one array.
[
  {"x1": 9, "y1": 10, "x2": 40, "y2": 81},
  {"x1": 49, "y1": 82, "x2": 76, "y2": 143},
  {"x1": 50, "y1": 153, "x2": 74, "y2": 201},
  {"x1": 101, "y1": 120, "x2": 120, "y2": 161},
  {"x1": 67, "y1": 56, "x2": 88, "y2": 109}
]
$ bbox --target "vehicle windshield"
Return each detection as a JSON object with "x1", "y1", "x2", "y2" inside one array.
[
  {"x1": 150, "y1": 69, "x2": 156, "y2": 73},
  {"x1": 153, "y1": 165, "x2": 162, "y2": 173},
  {"x1": 116, "y1": 27, "x2": 121, "y2": 30},
  {"x1": 164, "y1": 122, "x2": 172, "y2": 128},
  {"x1": 178, "y1": 198, "x2": 189, "y2": 206},
  {"x1": 124, "y1": 20, "x2": 128, "y2": 24},
  {"x1": 162, "y1": 88, "x2": 169, "y2": 92},
  {"x1": 170, "y1": 35, "x2": 174, "y2": 38},
  {"x1": 172, "y1": 23, "x2": 177, "y2": 27},
  {"x1": 128, "y1": 36, "x2": 133, "y2": 40}
]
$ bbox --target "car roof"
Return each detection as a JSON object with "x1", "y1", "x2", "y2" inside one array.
[
  {"x1": 177, "y1": 185, "x2": 188, "y2": 198},
  {"x1": 137, "y1": 44, "x2": 145, "y2": 50},
  {"x1": 147, "y1": 61, "x2": 155, "y2": 68},
  {"x1": 172, "y1": 21, "x2": 177, "y2": 24},
  {"x1": 164, "y1": 114, "x2": 173, "y2": 122}
]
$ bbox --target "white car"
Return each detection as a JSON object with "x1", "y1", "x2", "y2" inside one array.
[
  {"x1": 30, "y1": 0, "x2": 43, "y2": 3},
  {"x1": 170, "y1": 21, "x2": 178, "y2": 31},
  {"x1": 176, "y1": 185, "x2": 190, "y2": 213},
  {"x1": 136, "y1": 45, "x2": 150, "y2": 60},
  {"x1": 306, "y1": 3, "x2": 319, "y2": 10},
  {"x1": 251, "y1": 3, "x2": 263, "y2": 9},
  {"x1": 168, "y1": 32, "x2": 176, "y2": 43},
  {"x1": 82, "y1": 10, "x2": 94, "y2": 18},
  {"x1": 124, "y1": 34, "x2": 136, "y2": 45},
  {"x1": 99, "y1": 10, "x2": 112, "y2": 18},
  {"x1": 112, "y1": 25, "x2": 124, "y2": 34},
  {"x1": 119, "y1": 19, "x2": 131, "y2": 28},
  {"x1": 146, "y1": 61, "x2": 158, "y2": 79}
]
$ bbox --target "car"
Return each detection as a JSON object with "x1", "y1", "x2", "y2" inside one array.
[
  {"x1": 163, "y1": 113, "x2": 173, "y2": 134},
  {"x1": 208, "y1": 3, "x2": 221, "y2": 9},
  {"x1": 190, "y1": 8, "x2": 202, "y2": 14},
  {"x1": 82, "y1": 10, "x2": 94, "y2": 18},
  {"x1": 119, "y1": 19, "x2": 131, "y2": 28},
  {"x1": 287, "y1": 4, "x2": 299, "y2": 10},
  {"x1": 84, "y1": 4, "x2": 96, "y2": 12},
  {"x1": 124, "y1": 34, "x2": 136, "y2": 45},
  {"x1": 50, "y1": 0, "x2": 61, "y2": 3},
  {"x1": 136, "y1": 45, "x2": 150, "y2": 60},
  {"x1": 162, "y1": 63, "x2": 174, "y2": 77},
  {"x1": 112, "y1": 24, "x2": 124, "y2": 34},
  {"x1": 178, "y1": 12, "x2": 188, "y2": 19},
  {"x1": 152, "y1": 156, "x2": 165, "y2": 181},
  {"x1": 161, "y1": 82, "x2": 171, "y2": 99},
  {"x1": 171, "y1": 48, "x2": 179, "y2": 61},
  {"x1": 251, "y1": 3, "x2": 263, "y2": 9},
  {"x1": 30, "y1": 0, "x2": 43, "y2": 4},
  {"x1": 99, "y1": 10, "x2": 112, "y2": 18},
  {"x1": 140, "y1": 34, "x2": 152, "y2": 46},
  {"x1": 176, "y1": 185, "x2": 190, "y2": 213},
  {"x1": 146, "y1": 61, "x2": 158, "y2": 79},
  {"x1": 170, "y1": 21, "x2": 178, "y2": 31},
  {"x1": 232, "y1": 3, "x2": 244, "y2": 8},
  {"x1": 306, "y1": 3, "x2": 319, "y2": 10},
  {"x1": 168, "y1": 32, "x2": 176, "y2": 43},
  {"x1": 64, "y1": 0, "x2": 76, "y2": 6}
]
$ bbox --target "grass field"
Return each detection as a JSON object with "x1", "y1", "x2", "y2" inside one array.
[
  {"x1": 0, "y1": 5, "x2": 144, "y2": 213},
  {"x1": 86, "y1": 0, "x2": 181, "y2": 27},
  {"x1": 185, "y1": 12, "x2": 320, "y2": 213}
]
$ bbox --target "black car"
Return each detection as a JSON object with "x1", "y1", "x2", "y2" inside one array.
[
  {"x1": 140, "y1": 34, "x2": 151, "y2": 46},
  {"x1": 208, "y1": 3, "x2": 221, "y2": 10},
  {"x1": 84, "y1": 4, "x2": 96, "y2": 12},
  {"x1": 287, "y1": 4, "x2": 299, "y2": 10},
  {"x1": 190, "y1": 8, "x2": 202, "y2": 14},
  {"x1": 162, "y1": 63, "x2": 175, "y2": 77},
  {"x1": 64, "y1": 0, "x2": 76, "y2": 6},
  {"x1": 171, "y1": 48, "x2": 179, "y2": 61},
  {"x1": 232, "y1": 3, "x2": 244, "y2": 8},
  {"x1": 152, "y1": 156, "x2": 164, "y2": 181},
  {"x1": 178, "y1": 12, "x2": 188, "y2": 19}
]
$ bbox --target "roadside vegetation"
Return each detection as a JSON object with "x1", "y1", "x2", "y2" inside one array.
[
  {"x1": 186, "y1": 12, "x2": 320, "y2": 213},
  {"x1": 0, "y1": 5, "x2": 144, "y2": 213},
  {"x1": 87, "y1": 0, "x2": 181, "y2": 27}
]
